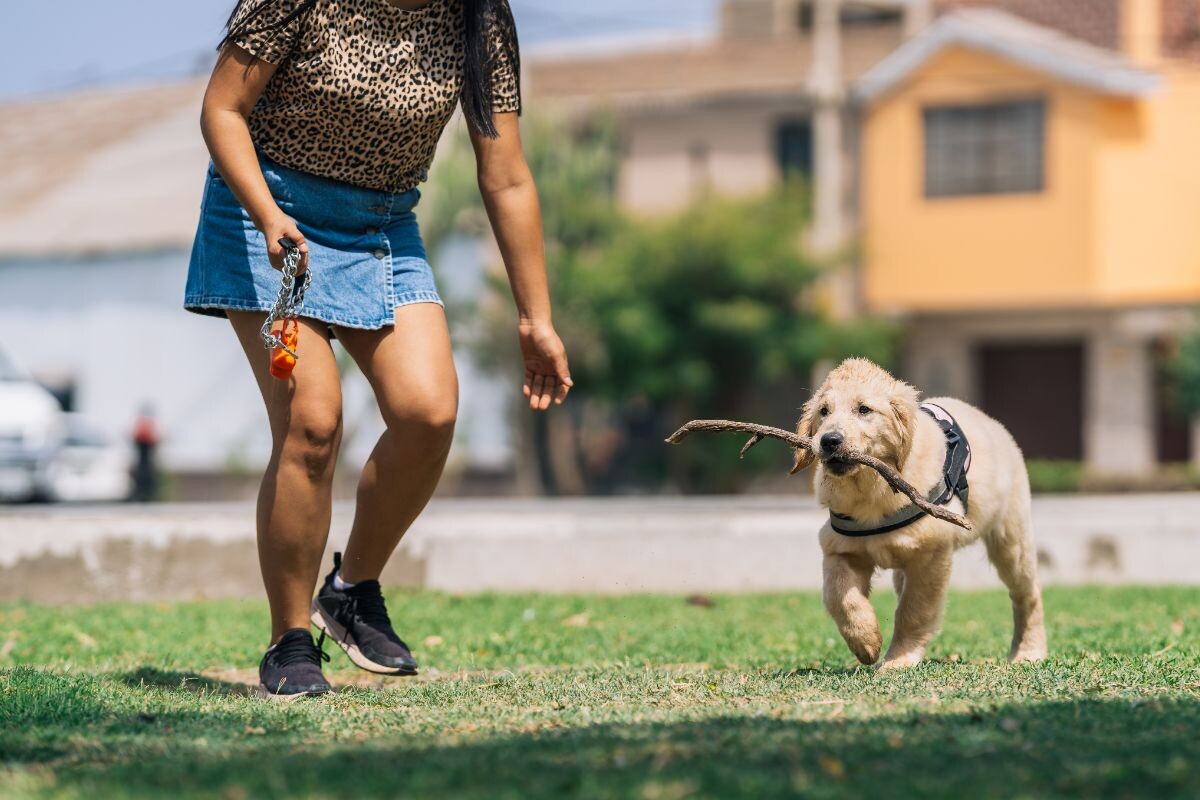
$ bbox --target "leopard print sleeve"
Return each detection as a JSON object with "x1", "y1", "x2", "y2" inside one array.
[
  {"x1": 227, "y1": 0, "x2": 310, "y2": 65},
  {"x1": 486, "y1": 1, "x2": 522, "y2": 114}
]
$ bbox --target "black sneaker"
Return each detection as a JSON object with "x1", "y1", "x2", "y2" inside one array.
[
  {"x1": 310, "y1": 552, "x2": 419, "y2": 676},
  {"x1": 257, "y1": 628, "x2": 332, "y2": 700}
]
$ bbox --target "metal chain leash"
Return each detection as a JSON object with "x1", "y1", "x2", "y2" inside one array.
[{"x1": 260, "y1": 238, "x2": 312, "y2": 359}]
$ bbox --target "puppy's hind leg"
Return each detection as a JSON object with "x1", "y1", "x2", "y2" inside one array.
[
  {"x1": 823, "y1": 554, "x2": 882, "y2": 666},
  {"x1": 880, "y1": 547, "x2": 952, "y2": 670},
  {"x1": 984, "y1": 502, "x2": 1048, "y2": 663}
]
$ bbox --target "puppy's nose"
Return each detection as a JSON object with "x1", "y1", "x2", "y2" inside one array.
[{"x1": 820, "y1": 431, "x2": 844, "y2": 454}]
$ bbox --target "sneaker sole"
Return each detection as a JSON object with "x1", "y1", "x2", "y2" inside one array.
[
  {"x1": 310, "y1": 600, "x2": 418, "y2": 676},
  {"x1": 255, "y1": 683, "x2": 331, "y2": 701}
]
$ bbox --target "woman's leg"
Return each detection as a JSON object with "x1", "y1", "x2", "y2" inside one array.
[
  {"x1": 331, "y1": 303, "x2": 458, "y2": 583},
  {"x1": 228, "y1": 311, "x2": 344, "y2": 643}
]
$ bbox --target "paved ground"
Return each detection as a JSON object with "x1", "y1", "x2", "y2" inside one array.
[{"x1": 1, "y1": 493, "x2": 1198, "y2": 603}]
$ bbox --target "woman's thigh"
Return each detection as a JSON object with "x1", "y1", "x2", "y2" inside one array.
[
  {"x1": 331, "y1": 303, "x2": 458, "y2": 427},
  {"x1": 228, "y1": 311, "x2": 344, "y2": 440}
]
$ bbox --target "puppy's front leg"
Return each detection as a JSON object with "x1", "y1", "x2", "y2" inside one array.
[
  {"x1": 880, "y1": 547, "x2": 952, "y2": 670},
  {"x1": 823, "y1": 553, "x2": 881, "y2": 665}
]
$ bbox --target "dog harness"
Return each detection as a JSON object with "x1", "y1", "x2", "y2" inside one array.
[{"x1": 829, "y1": 402, "x2": 971, "y2": 537}]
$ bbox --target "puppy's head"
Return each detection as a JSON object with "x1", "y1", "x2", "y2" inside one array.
[{"x1": 792, "y1": 358, "x2": 920, "y2": 477}]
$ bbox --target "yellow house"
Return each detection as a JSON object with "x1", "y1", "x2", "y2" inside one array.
[{"x1": 856, "y1": 3, "x2": 1200, "y2": 473}]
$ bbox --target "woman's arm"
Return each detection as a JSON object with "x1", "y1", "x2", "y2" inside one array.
[
  {"x1": 200, "y1": 45, "x2": 309, "y2": 273},
  {"x1": 469, "y1": 112, "x2": 572, "y2": 411}
]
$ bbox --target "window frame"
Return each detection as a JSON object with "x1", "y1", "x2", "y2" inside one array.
[{"x1": 922, "y1": 97, "x2": 1048, "y2": 199}]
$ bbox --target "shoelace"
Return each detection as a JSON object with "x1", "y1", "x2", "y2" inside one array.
[
  {"x1": 271, "y1": 633, "x2": 330, "y2": 668},
  {"x1": 342, "y1": 582, "x2": 392, "y2": 628}
]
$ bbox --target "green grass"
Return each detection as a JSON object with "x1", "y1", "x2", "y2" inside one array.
[{"x1": 2, "y1": 587, "x2": 1198, "y2": 799}]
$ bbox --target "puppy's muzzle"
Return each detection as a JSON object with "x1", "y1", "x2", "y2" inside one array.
[{"x1": 819, "y1": 431, "x2": 854, "y2": 475}]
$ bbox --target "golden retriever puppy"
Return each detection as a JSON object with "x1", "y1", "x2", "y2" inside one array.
[{"x1": 794, "y1": 358, "x2": 1047, "y2": 670}]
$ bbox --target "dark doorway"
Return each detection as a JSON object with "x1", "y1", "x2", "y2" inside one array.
[
  {"x1": 776, "y1": 119, "x2": 813, "y2": 180},
  {"x1": 978, "y1": 342, "x2": 1085, "y2": 460},
  {"x1": 1154, "y1": 339, "x2": 1193, "y2": 464}
]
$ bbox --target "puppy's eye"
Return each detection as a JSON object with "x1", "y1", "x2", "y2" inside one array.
[
  {"x1": 818, "y1": 406, "x2": 830, "y2": 417},
  {"x1": 857, "y1": 405, "x2": 872, "y2": 416}
]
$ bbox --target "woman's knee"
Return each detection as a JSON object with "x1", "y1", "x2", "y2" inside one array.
[
  {"x1": 382, "y1": 390, "x2": 458, "y2": 444},
  {"x1": 278, "y1": 409, "x2": 343, "y2": 478}
]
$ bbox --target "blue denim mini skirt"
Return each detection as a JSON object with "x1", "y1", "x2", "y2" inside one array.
[{"x1": 184, "y1": 153, "x2": 442, "y2": 330}]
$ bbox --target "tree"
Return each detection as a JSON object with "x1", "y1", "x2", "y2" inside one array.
[{"x1": 424, "y1": 111, "x2": 896, "y2": 493}]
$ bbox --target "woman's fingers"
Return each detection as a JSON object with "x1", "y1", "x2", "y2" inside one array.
[
  {"x1": 554, "y1": 377, "x2": 571, "y2": 405},
  {"x1": 523, "y1": 369, "x2": 534, "y2": 398},
  {"x1": 530, "y1": 374, "x2": 545, "y2": 410},
  {"x1": 538, "y1": 378, "x2": 555, "y2": 411},
  {"x1": 554, "y1": 355, "x2": 573, "y2": 405}
]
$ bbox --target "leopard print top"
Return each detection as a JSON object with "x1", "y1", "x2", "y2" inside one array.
[{"x1": 229, "y1": 0, "x2": 521, "y2": 192}]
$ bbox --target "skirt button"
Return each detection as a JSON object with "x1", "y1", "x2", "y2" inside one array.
[{"x1": 372, "y1": 249, "x2": 386, "y2": 260}]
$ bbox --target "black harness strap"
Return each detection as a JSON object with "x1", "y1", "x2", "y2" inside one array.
[{"x1": 828, "y1": 402, "x2": 971, "y2": 537}]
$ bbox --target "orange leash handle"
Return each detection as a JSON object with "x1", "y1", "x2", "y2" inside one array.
[
  {"x1": 269, "y1": 319, "x2": 300, "y2": 380},
  {"x1": 260, "y1": 238, "x2": 310, "y2": 381}
]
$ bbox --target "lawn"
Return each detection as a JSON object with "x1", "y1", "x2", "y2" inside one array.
[{"x1": 1, "y1": 587, "x2": 1198, "y2": 799}]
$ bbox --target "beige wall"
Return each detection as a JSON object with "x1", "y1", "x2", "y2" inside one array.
[
  {"x1": 1092, "y1": 65, "x2": 1200, "y2": 304},
  {"x1": 618, "y1": 106, "x2": 789, "y2": 213}
]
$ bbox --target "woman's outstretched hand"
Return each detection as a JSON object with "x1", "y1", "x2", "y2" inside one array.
[{"x1": 519, "y1": 320, "x2": 572, "y2": 411}]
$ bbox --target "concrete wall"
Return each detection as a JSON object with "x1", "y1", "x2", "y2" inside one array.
[{"x1": 2, "y1": 495, "x2": 1196, "y2": 604}]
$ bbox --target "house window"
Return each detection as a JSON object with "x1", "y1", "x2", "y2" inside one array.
[
  {"x1": 797, "y1": 2, "x2": 903, "y2": 31},
  {"x1": 776, "y1": 119, "x2": 813, "y2": 179},
  {"x1": 923, "y1": 99, "x2": 1046, "y2": 197}
]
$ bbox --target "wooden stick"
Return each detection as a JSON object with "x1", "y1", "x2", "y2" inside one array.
[{"x1": 665, "y1": 419, "x2": 972, "y2": 530}]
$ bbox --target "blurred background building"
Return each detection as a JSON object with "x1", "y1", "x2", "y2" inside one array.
[
  {"x1": 2, "y1": 0, "x2": 1200, "y2": 502},
  {"x1": 529, "y1": 0, "x2": 1200, "y2": 476}
]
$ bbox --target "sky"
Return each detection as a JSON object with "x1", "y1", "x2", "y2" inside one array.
[{"x1": 0, "y1": 0, "x2": 718, "y2": 101}]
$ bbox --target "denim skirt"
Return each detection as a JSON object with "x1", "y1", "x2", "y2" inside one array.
[{"x1": 183, "y1": 153, "x2": 442, "y2": 330}]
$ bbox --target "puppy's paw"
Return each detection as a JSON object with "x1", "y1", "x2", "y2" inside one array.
[
  {"x1": 1009, "y1": 646, "x2": 1048, "y2": 664},
  {"x1": 876, "y1": 651, "x2": 923, "y2": 672},
  {"x1": 847, "y1": 630, "x2": 882, "y2": 666}
]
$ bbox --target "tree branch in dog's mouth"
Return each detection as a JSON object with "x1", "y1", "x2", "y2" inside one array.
[{"x1": 665, "y1": 419, "x2": 972, "y2": 531}]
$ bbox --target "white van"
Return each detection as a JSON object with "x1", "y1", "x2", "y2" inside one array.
[{"x1": 0, "y1": 348, "x2": 66, "y2": 501}]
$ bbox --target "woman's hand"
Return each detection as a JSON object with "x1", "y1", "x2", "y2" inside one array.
[
  {"x1": 519, "y1": 320, "x2": 572, "y2": 411},
  {"x1": 261, "y1": 213, "x2": 310, "y2": 273}
]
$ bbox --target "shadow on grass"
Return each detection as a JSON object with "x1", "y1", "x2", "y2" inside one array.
[
  {"x1": 2, "y1": 667, "x2": 1197, "y2": 799},
  {"x1": 120, "y1": 667, "x2": 258, "y2": 697}
]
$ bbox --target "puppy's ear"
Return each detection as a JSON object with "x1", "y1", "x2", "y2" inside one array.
[
  {"x1": 790, "y1": 396, "x2": 820, "y2": 475},
  {"x1": 889, "y1": 381, "x2": 921, "y2": 470}
]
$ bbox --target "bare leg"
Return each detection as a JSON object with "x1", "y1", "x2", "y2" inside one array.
[
  {"x1": 229, "y1": 311, "x2": 343, "y2": 644},
  {"x1": 880, "y1": 548, "x2": 952, "y2": 670},
  {"x1": 823, "y1": 553, "x2": 882, "y2": 665},
  {"x1": 332, "y1": 303, "x2": 458, "y2": 583},
  {"x1": 984, "y1": 506, "x2": 1048, "y2": 662}
]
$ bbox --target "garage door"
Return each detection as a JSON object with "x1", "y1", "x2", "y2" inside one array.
[{"x1": 978, "y1": 342, "x2": 1085, "y2": 461}]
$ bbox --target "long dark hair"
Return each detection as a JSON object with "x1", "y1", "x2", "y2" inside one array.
[{"x1": 218, "y1": 0, "x2": 520, "y2": 138}]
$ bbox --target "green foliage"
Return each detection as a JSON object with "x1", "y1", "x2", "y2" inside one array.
[
  {"x1": 1025, "y1": 460, "x2": 1200, "y2": 494},
  {"x1": 1026, "y1": 460, "x2": 1085, "y2": 494},
  {"x1": 1165, "y1": 320, "x2": 1200, "y2": 416},
  {"x1": 2, "y1": 588, "x2": 1199, "y2": 798}
]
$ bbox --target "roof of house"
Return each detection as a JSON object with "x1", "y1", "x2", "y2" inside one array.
[
  {"x1": 855, "y1": 8, "x2": 1162, "y2": 103},
  {"x1": 0, "y1": 80, "x2": 209, "y2": 259},
  {"x1": 934, "y1": 0, "x2": 1122, "y2": 52},
  {"x1": 526, "y1": 24, "x2": 906, "y2": 110}
]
